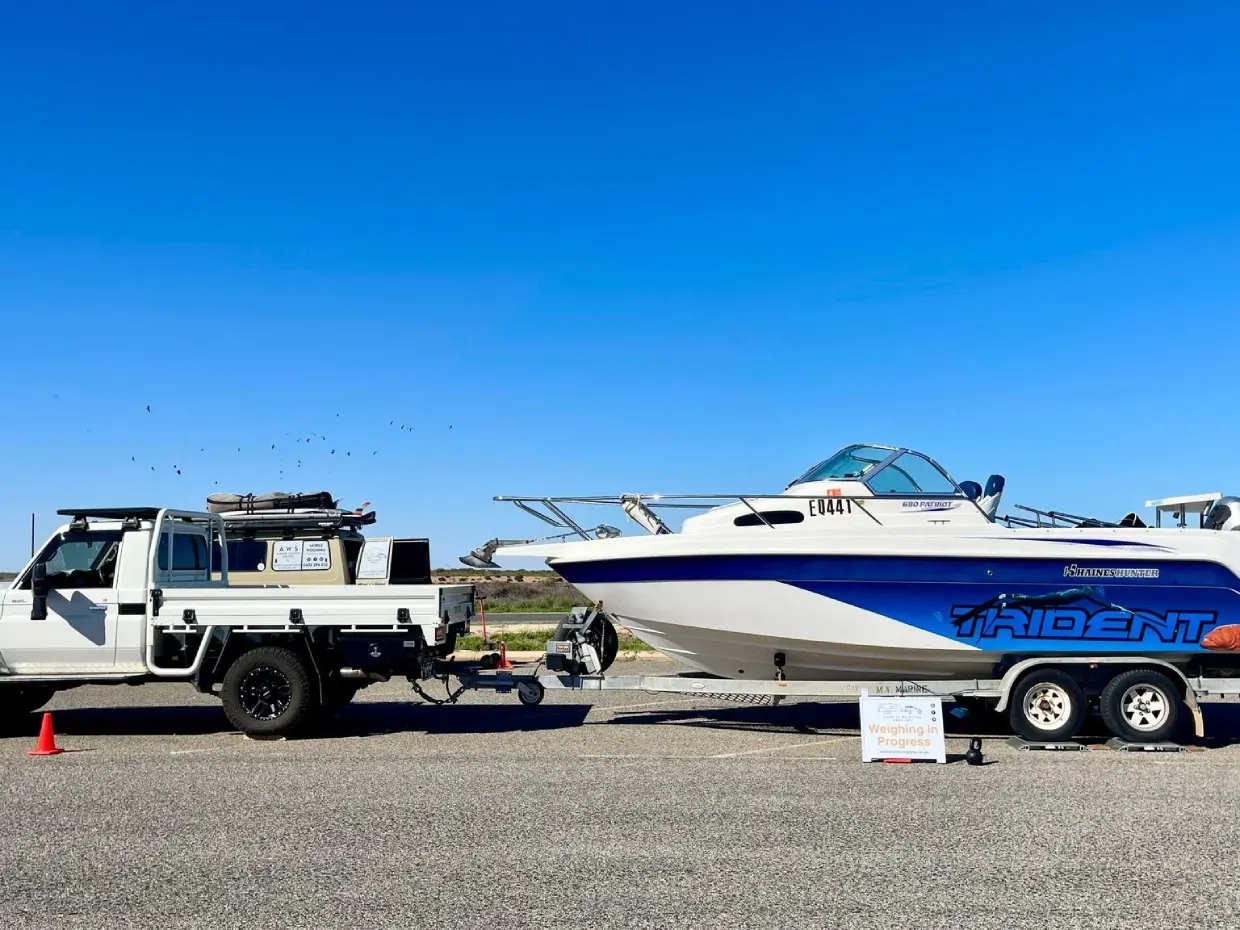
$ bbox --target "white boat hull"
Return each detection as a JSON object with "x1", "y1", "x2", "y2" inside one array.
[
  {"x1": 577, "y1": 579, "x2": 1003, "y2": 679},
  {"x1": 524, "y1": 528, "x2": 1240, "y2": 681}
]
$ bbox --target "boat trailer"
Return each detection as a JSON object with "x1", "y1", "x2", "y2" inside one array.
[{"x1": 423, "y1": 608, "x2": 1240, "y2": 742}]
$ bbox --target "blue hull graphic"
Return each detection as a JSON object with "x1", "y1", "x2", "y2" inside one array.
[{"x1": 553, "y1": 554, "x2": 1240, "y2": 655}]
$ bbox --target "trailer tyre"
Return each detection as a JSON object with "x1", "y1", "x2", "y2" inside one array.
[
  {"x1": 1009, "y1": 670, "x2": 1085, "y2": 742},
  {"x1": 221, "y1": 647, "x2": 316, "y2": 737},
  {"x1": 517, "y1": 681, "x2": 544, "y2": 706},
  {"x1": 1100, "y1": 669, "x2": 1182, "y2": 744}
]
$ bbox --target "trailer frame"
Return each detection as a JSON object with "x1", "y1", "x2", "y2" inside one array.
[{"x1": 449, "y1": 657, "x2": 1240, "y2": 741}]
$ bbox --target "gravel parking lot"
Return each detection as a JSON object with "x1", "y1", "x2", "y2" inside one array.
[{"x1": 2, "y1": 659, "x2": 1238, "y2": 930}]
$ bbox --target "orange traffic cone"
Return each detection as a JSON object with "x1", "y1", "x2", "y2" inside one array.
[
  {"x1": 27, "y1": 713, "x2": 64, "y2": 756},
  {"x1": 496, "y1": 641, "x2": 514, "y2": 670}
]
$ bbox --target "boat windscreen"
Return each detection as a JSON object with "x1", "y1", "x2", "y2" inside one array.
[
  {"x1": 790, "y1": 445, "x2": 896, "y2": 485},
  {"x1": 865, "y1": 452, "x2": 960, "y2": 495}
]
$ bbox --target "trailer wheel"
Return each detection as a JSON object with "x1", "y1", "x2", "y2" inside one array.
[
  {"x1": 1009, "y1": 670, "x2": 1085, "y2": 742},
  {"x1": 221, "y1": 647, "x2": 316, "y2": 737},
  {"x1": 1100, "y1": 669, "x2": 1182, "y2": 743},
  {"x1": 517, "y1": 681, "x2": 545, "y2": 706}
]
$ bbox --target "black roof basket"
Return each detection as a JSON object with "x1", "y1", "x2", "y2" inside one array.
[{"x1": 219, "y1": 509, "x2": 378, "y2": 536}]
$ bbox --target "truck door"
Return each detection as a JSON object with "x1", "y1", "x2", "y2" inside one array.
[{"x1": 0, "y1": 530, "x2": 123, "y2": 673}]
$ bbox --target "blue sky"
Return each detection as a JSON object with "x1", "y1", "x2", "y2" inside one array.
[{"x1": 2, "y1": 2, "x2": 1239, "y2": 570}]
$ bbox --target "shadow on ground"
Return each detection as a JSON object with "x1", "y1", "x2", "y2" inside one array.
[
  {"x1": 0, "y1": 701, "x2": 592, "y2": 740},
  {"x1": 4, "y1": 697, "x2": 1238, "y2": 747},
  {"x1": 601, "y1": 700, "x2": 1240, "y2": 747}
]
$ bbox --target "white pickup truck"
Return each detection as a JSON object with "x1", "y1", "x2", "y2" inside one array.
[{"x1": 0, "y1": 507, "x2": 475, "y2": 736}]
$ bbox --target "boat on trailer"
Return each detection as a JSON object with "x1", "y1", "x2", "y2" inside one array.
[{"x1": 459, "y1": 444, "x2": 1240, "y2": 741}]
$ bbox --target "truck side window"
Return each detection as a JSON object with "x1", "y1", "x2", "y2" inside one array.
[
  {"x1": 22, "y1": 531, "x2": 124, "y2": 590},
  {"x1": 211, "y1": 540, "x2": 268, "y2": 572},
  {"x1": 172, "y1": 534, "x2": 208, "y2": 571}
]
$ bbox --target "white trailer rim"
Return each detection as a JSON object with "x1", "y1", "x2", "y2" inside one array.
[
  {"x1": 1024, "y1": 684, "x2": 1073, "y2": 730},
  {"x1": 1120, "y1": 684, "x2": 1170, "y2": 732}
]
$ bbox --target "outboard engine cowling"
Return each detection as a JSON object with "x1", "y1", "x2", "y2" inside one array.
[
  {"x1": 978, "y1": 475, "x2": 1005, "y2": 520},
  {"x1": 1205, "y1": 496, "x2": 1240, "y2": 531}
]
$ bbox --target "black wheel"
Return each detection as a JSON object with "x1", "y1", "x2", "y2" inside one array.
[
  {"x1": 517, "y1": 680, "x2": 544, "y2": 706},
  {"x1": 1100, "y1": 669, "x2": 1182, "y2": 743},
  {"x1": 221, "y1": 647, "x2": 316, "y2": 737},
  {"x1": 1009, "y1": 669, "x2": 1086, "y2": 742}
]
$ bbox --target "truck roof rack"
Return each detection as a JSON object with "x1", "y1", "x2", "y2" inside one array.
[
  {"x1": 56, "y1": 507, "x2": 165, "y2": 520},
  {"x1": 218, "y1": 509, "x2": 378, "y2": 536}
]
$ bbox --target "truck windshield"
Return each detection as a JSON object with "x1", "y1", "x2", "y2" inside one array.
[{"x1": 23, "y1": 531, "x2": 124, "y2": 589}]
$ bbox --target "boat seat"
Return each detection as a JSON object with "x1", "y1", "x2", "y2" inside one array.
[{"x1": 959, "y1": 480, "x2": 982, "y2": 501}]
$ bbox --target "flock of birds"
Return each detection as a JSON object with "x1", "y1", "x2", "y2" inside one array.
[{"x1": 132, "y1": 405, "x2": 453, "y2": 488}]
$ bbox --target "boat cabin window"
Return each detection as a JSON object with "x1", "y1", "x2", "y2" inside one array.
[
  {"x1": 791, "y1": 445, "x2": 895, "y2": 485},
  {"x1": 865, "y1": 452, "x2": 959, "y2": 496}
]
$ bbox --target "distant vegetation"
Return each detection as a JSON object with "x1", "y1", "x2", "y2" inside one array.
[
  {"x1": 430, "y1": 568, "x2": 590, "y2": 613},
  {"x1": 460, "y1": 627, "x2": 650, "y2": 652},
  {"x1": 0, "y1": 572, "x2": 15, "y2": 582},
  {"x1": 471, "y1": 578, "x2": 590, "y2": 613},
  {"x1": 433, "y1": 567, "x2": 559, "y2": 578}
]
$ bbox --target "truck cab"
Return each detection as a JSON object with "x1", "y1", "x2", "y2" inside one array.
[{"x1": 0, "y1": 508, "x2": 219, "y2": 675}]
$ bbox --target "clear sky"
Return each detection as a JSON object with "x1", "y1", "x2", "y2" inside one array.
[{"x1": 2, "y1": 2, "x2": 1239, "y2": 570}]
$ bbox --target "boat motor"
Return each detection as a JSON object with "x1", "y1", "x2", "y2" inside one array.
[
  {"x1": 1205, "y1": 497, "x2": 1240, "y2": 531},
  {"x1": 977, "y1": 475, "x2": 1005, "y2": 520}
]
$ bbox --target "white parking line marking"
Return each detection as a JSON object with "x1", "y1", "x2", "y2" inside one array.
[
  {"x1": 600, "y1": 697, "x2": 703, "y2": 712},
  {"x1": 712, "y1": 736, "x2": 856, "y2": 759}
]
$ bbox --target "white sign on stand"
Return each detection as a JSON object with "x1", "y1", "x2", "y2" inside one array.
[
  {"x1": 859, "y1": 692, "x2": 947, "y2": 763},
  {"x1": 356, "y1": 537, "x2": 393, "y2": 583}
]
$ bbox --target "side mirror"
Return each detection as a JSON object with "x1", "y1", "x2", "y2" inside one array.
[
  {"x1": 31, "y1": 562, "x2": 48, "y2": 596},
  {"x1": 30, "y1": 563, "x2": 48, "y2": 620}
]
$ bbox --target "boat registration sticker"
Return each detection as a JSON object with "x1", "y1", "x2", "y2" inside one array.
[{"x1": 809, "y1": 498, "x2": 853, "y2": 516}]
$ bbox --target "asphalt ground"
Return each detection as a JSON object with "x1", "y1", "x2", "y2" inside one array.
[{"x1": 2, "y1": 658, "x2": 1239, "y2": 930}]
